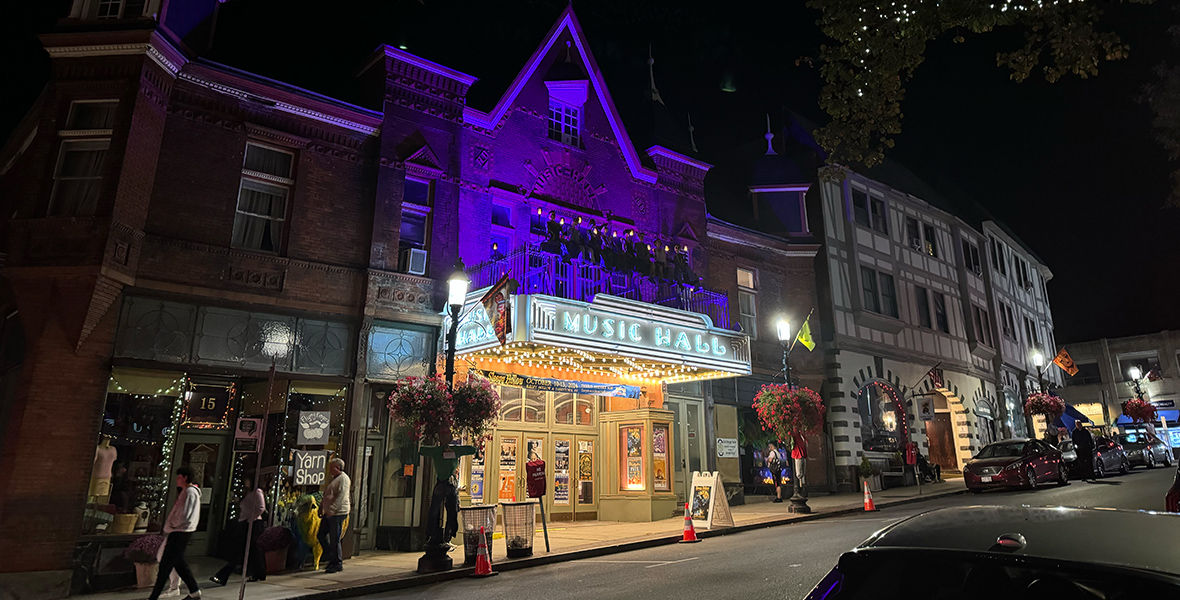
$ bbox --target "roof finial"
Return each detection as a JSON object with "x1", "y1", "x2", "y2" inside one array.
[
  {"x1": 565, "y1": 40, "x2": 572, "y2": 62},
  {"x1": 764, "y1": 114, "x2": 777, "y2": 156},
  {"x1": 648, "y1": 44, "x2": 664, "y2": 105},
  {"x1": 687, "y1": 112, "x2": 699, "y2": 153}
]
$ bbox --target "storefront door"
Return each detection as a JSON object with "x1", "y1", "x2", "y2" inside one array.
[
  {"x1": 491, "y1": 431, "x2": 599, "y2": 521},
  {"x1": 170, "y1": 431, "x2": 232, "y2": 556},
  {"x1": 666, "y1": 400, "x2": 705, "y2": 505},
  {"x1": 357, "y1": 441, "x2": 381, "y2": 550}
]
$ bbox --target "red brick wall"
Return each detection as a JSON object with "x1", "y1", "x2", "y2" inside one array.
[{"x1": 0, "y1": 275, "x2": 118, "y2": 572}]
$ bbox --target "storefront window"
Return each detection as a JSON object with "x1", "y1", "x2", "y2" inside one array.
[
  {"x1": 577, "y1": 439, "x2": 594, "y2": 504},
  {"x1": 524, "y1": 389, "x2": 546, "y2": 423},
  {"x1": 859, "y1": 381, "x2": 902, "y2": 453},
  {"x1": 499, "y1": 386, "x2": 524, "y2": 422},
  {"x1": 95, "y1": 368, "x2": 187, "y2": 532},
  {"x1": 553, "y1": 438, "x2": 571, "y2": 505},
  {"x1": 620, "y1": 425, "x2": 645, "y2": 491},
  {"x1": 272, "y1": 381, "x2": 348, "y2": 528}
]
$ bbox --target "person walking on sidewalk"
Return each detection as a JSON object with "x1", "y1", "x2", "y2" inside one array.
[
  {"x1": 1072, "y1": 423, "x2": 1095, "y2": 481},
  {"x1": 767, "y1": 442, "x2": 784, "y2": 503},
  {"x1": 318, "y1": 458, "x2": 351, "y2": 574},
  {"x1": 149, "y1": 467, "x2": 201, "y2": 600},
  {"x1": 209, "y1": 477, "x2": 266, "y2": 586}
]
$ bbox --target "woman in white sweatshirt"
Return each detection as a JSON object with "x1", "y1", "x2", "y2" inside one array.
[{"x1": 149, "y1": 467, "x2": 202, "y2": 600}]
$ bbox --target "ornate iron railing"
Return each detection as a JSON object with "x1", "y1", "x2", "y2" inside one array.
[{"x1": 468, "y1": 245, "x2": 732, "y2": 330}]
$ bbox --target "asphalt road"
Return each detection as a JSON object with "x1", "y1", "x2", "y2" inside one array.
[{"x1": 370, "y1": 466, "x2": 1178, "y2": 600}]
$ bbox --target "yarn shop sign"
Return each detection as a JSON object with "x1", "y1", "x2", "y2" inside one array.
[{"x1": 294, "y1": 450, "x2": 328, "y2": 486}]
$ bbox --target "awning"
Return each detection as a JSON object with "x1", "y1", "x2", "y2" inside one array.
[
  {"x1": 455, "y1": 292, "x2": 752, "y2": 384},
  {"x1": 1115, "y1": 410, "x2": 1180, "y2": 426},
  {"x1": 1053, "y1": 402, "x2": 1095, "y2": 430}
]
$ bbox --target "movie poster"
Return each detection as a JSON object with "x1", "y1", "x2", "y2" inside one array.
[
  {"x1": 577, "y1": 439, "x2": 594, "y2": 504},
  {"x1": 471, "y1": 446, "x2": 485, "y2": 503},
  {"x1": 498, "y1": 437, "x2": 517, "y2": 501},
  {"x1": 554, "y1": 473, "x2": 570, "y2": 504},
  {"x1": 691, "y1": 484, "x2": 712, "y2": 521},
  {"x1": 653, "y1": 425, "x2": 669, "y2": 491},
  {"x1": 622, "y1": 426, "x2": 644, "y2": 490}
]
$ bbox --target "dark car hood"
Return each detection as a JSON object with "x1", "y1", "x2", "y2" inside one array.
[{"x1": 966, "y1": 457, "x2": 1021, "y2": 469}]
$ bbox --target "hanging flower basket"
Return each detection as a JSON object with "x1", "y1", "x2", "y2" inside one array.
[
  {"x1": 753, "y1": 384, "x2": 826, "y2": 456},
  {"x1": 1023, "y1": 392, "x2": 1065, "y2": 420},
  {"x1": 388, "y1": 375, "x2": 454, "y2": 444},
  {"x1": 1124, "y1": 398, "x2": 1158, "y2": 424},
  {"x1": 451, "y1": 373, "x2": 501, "y2": 449}
]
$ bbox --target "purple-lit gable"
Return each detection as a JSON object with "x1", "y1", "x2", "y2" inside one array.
[{"x1": 451, "y1": 7, "x2": 709, "y2": 272}]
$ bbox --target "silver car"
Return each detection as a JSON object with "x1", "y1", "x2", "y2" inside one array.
[
  {"x1": 1058, "y1": 440, "x2": 1078, "y2": 464},
  {"x1": 1117, "y1": 433, "x2": 1174, "y2": 469}
]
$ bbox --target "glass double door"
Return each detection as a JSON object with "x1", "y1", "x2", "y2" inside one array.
[
  {"x1": 169, "y1": 430, "x2": 232, "y2": 556},
  {"x1": 489, "y1": 430, "x2": 598, "y2": 521}
]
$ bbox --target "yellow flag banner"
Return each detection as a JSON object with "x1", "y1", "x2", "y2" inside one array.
[
  {"x1": 795, "y1": 317, "x2": 815, "y2": 351},
  {"x1": 1053, "y1": 348, "x2": 1079, "y2": 376}
]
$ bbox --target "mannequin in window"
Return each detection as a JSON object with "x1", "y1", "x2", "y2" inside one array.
[{"x1": 90, "y1": 435, "x2": 118, "y2": 504}]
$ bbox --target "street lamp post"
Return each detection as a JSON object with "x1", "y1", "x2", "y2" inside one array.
[
  {"x1": 418, "y1": 260, "x2": 469, "y2": 575},
  {"x1": 1031, "y1": 351, "x2": 1048, "y2": 439},
  {"x1": 1128, "y1": 366, "x2": 1146, "y2": 402},
  {"x1": 445, "y1": 259, "x2": 469, "y2": 389},
  {"x1": 776, "y1": 319, "x2": 810, "y2": 514}
]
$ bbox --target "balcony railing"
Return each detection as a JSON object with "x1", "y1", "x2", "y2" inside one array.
[{"x1": 468, "y1": 245, "x2": 732, "y2": 330}]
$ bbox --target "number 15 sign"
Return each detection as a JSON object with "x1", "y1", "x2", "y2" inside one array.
[{"x1": 182, "y1": 384, "x2": 233, "y2": 429}]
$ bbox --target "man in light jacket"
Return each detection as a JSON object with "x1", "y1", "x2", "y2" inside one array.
[
  {"x1": 150, "y1": 467, "x2": 201, "y2": 600},
  {"x1": 317, "y1": 458, "x2": 351, "y2": 573}
]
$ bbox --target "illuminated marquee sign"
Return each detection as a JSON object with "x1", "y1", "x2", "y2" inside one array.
[{"x1": 456, "y1": 292, "x2": 750, "y2": 375}]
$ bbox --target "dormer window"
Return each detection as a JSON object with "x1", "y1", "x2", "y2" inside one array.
[
  {"x1": 545, "y1": 80, "x2": 588, "y2": 148},
  {"x1": 548, "y1": 101, "x2": 580, "y2": 146}
]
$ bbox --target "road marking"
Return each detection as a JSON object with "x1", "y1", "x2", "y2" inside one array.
[
  {"x1": 789, "y1": 564, "x2": 802, "y2": 568},
  {"x1": 645, "y1": 557, "x2": 700, "y2": 569},
  {"x1": 581, "y1": 560, "x2": 667, "y2": 564}
]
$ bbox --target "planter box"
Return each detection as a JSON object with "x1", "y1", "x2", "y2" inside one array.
[
  {"x1": 265, "y1": 548, "x2": 289, "y2": 574},
  {"x1": 133, "y1": 563, "x2": 158, "y2": 589},
  {"x1": 860, "y1": 475, "x2": 883, "y2": 492}
]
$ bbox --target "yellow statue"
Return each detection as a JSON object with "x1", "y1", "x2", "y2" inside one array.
[{"x1": 293, "y1": 495, "x2": 349, "y2": 570}]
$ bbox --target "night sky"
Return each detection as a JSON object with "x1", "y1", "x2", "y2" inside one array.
[{"x1": 4, "y1": 0, "x2": 1177, "y2": 343}]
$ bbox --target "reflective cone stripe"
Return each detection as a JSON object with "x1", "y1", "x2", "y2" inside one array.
[
  {"x1": 471, "y1": 525, "x2": 497, "y2": 577},
  {"x1": 863, "y1": 481, "x2": 878, "y2": 512},
  {"x1": 679, "y1": 502, "x2": 701, "y2": 543}
]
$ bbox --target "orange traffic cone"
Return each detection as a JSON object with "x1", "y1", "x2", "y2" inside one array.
[
  {"x1": 679, "y1": 502, "x2": 701, "y2": 543},
  {"x1": 863, "y1": 481, "x2": 878, "y2": 512},
  {"x1": 471, "y1": 526, "x2": 497, "y2": 577}
]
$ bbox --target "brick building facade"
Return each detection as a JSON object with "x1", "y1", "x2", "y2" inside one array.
[{"x1": 0, "y1": 2, "x2": 758, "y2": 594}]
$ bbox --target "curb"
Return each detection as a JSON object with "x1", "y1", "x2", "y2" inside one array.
[{"x1": 287, "y1": 486, "x2": 966, "y2": 600}]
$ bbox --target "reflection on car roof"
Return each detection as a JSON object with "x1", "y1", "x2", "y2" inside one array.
[{"x1": 864, "y1": 506, "x2": 1180, "y2": 576}]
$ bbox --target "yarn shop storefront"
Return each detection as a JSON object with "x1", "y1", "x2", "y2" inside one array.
[
  {"x1": 451, "y1": 290, "x2": 751, "y2": 523},
  {"x1": 75, "y1": 296, "x2": 356, "y2": 593}
]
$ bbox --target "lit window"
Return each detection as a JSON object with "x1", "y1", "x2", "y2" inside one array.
[
  {"x1": 922, "y1": 223, "x2": 939, "y2": 258},
  {"x1": 548, "y1": 101, "x2": 580, "y2": 146},
  {"x1": 737, "y1": 268, "x2": 757, "y2": 339},
  {"x1": 232, "y1": 143, "x2": 294, "y2": 253}
]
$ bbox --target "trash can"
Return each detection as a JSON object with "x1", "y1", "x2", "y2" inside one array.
[
  {"x1": 459, "y1": 504, "x2": 497, "y2": 566},
  {"x1": 500, "y1": 501, "x2": 537, "y2": 558}
]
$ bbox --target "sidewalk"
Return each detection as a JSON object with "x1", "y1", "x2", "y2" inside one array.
[{"x1": 86, "y1": 479, "x2": 964, "y2": 600}]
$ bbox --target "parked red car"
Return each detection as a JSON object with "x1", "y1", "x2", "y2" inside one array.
[{"x1": 963, "y1": 439, "x2": 1068, "y2": 493}]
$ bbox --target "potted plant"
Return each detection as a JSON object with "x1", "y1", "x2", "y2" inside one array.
[
  {"x1": 450, "y1": 373, "x2": 501, "y2": 448},
  {"x1": 388, "y1": 374, "x2": 454, "y2": 445},
  {"x1": 753, "y1": 383, "x2": 827, "y2": 512},
  {"x1": 257, "y1": 526, "x2": 294, "y2": 575},
  {"x1": 1024, "y1": 392, "x2": 1065, "y2": 437},
  {"x1": 123, "y1": 534, "x2": 165, "y2": 588},
  {"x1": 858, "y1": 456, "x2": 883, "y2": 492}
]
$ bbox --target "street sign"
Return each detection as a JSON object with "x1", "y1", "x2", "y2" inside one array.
[
  {"x1": 917, "y1": 396, "x2": 935, "y2": 421},
  {"x1": 1151, "y1": 399, "x2": 1175, "y2": 409}
]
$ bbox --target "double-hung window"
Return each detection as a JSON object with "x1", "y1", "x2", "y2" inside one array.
[
  {"x1": 400, "y1": 177, "x2": 433, "y2": 256},
  {"x1": 905, "y1": 217, "x2": 921, "y2": 249},
  {"x1": 999, "y1": 302, "x2": 1016, "y2": 340},
  {"x1": 737, "y1": 268, "x2": 758, "y2": 339},
  {"x1": 861, "y1": 266, "x2": 898, "y2": 318},
  {"x1": 548, "y1": 100, "x2": 580, "y2": 146},
  {"x1": 961, "y1": 239, "x2": 982, "y2": 274},
  {"x1": 1023, "y1": 316, "x2": 1040, "y2": 348},
  {"x1": 232, "y1": 143, "x2": 294, "y2": 253},
  {"x1": 851, "y1": 189, "x2": 887, "y2": 233},
  {"x1": 972, "y1": 305, "x2": 994, "y2": 347},
  {"x1": 922, "y1": 223, "x2": 939, "y2": 258},
  {"x1": 932, "y1": 292, "x2": 949, "y2": 333},
  {"x1": 49, "y1": 100, "x2": 118, "y2": 216},
  {"x1": 914, "y1": 286, "x2": 932, "y2": 328}
]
